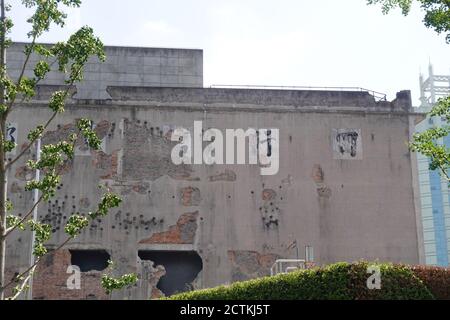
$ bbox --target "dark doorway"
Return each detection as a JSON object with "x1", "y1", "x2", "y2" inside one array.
[
  {"x1": 70, "y1": 249, "x2": 110, "y2": 272},
  {"x1": 138, "y1": 250, "x2": 203, "y2": 296}
]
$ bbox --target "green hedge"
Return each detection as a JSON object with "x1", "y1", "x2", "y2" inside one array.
[
  {"x1": 410, "y1": 265, "x2": 450, "y2": 300},
  {"x1": 167, "y1": 261, "x2": 442, "y2": 300}
]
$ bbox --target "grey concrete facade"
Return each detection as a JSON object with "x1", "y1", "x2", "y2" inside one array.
[
  {"x1": 7, "y1": 43, "x2": 203, "y2": 99},
  {"x1": 4, "y1": 45, "x2": 423, "y2": 300}
]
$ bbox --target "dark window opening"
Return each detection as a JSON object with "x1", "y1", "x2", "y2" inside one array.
[
  {"x1": 69, "y1": 249, "x2": 110, "y2": 272},
  {"x1": 138, "y1": 250, "x2": 203, "y2": 296}
]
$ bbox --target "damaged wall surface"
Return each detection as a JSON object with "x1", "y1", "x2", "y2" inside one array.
[{"x1": 4, "y1": 45, "x2": 423, "y2": 300}]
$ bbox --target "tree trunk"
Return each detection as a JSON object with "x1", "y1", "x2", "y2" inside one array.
[{"x1": 0, "y1": 0, "x2": 7, "y2": 301}]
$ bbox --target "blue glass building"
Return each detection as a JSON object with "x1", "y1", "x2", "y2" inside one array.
[{"x1": 415, "y1": 64, "x2": 450, "y2": 266}]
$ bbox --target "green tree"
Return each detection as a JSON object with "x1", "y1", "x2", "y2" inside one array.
[
  {"x1": 367, "y1": 0, "x2": 450, "y2": 43},
  {"x1": 368, "y1": 1, "x2": 450, "y2": 181},
  {"x1": 0, "y1": 0, "x2": 136, "y2": 300}
]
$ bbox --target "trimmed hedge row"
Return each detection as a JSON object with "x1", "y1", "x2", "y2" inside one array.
[
  {"x1": 167, "y1": 261, "x2": 450, "y2": 300},
  {"x1": 410, "y1": 265, "x2": 450, "y2": 300}
]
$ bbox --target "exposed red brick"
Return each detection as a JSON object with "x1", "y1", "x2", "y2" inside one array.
[
  {"x1": 180, "y1": 186, "x2": 201, "y2": 206},
  {"x1": 93, "y1": 120, "x2": 111, "y2": 140},
  {"x1": 262, "y1": 189, "x2": 276, "y2": 201},
  {"x1": 139, "y1": 212, "x2": 199, "y2": 244},
  {"x1": 92, "y1": 150, "x2": 119, "y2": 179},
  {"x1": 208, "y1": 169, "x2": 236, "y2": 182},
  {"x1": 311, "y1": 164, "x2": 324, "y2": 183},
  {"x1": 228, "y1": 250, "x2": 280, "y2": 282},
  {"x1": 32, "y1": 249, "x2": 108, "y2": 300},
  {"x1": 15, "y1": 165, "x2": 34, "y2": 181}
]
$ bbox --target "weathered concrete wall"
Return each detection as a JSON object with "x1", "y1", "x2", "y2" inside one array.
[
  {"x1": 4, "y1": 85, "x2": 422, "y2": 299},
  {"x1": 7, "y1": 43, "x2": 203, "y2": 99}
]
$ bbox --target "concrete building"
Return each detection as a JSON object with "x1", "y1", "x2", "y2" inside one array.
[
  {"x1": 4, "y1": 43, "x2": 424, "y2": 299},
  {"x1": 415, "y1": 64, "x2": 450, "y2": 266}
]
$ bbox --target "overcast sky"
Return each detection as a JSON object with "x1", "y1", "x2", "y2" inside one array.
[{"x1": 9, "y1": 0, "x2": 450, "y2": 104}]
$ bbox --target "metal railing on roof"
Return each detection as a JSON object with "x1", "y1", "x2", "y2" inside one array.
[{"x1": 210, "y1": 84, "x2": 387, "y2": 102}]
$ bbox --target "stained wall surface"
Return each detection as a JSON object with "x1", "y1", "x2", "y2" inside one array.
[{"x1": 3, "y1": 45, "x2": 423, "y2": 299}]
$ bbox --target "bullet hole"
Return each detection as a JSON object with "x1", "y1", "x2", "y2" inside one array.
[
  {"x1": 137, "y1": 120, "x2": 141, "y2": 124},
  {"x1": 289, "y1": 135, "x2": 292, "y2": 143},
  {"x1": 63, "y1": 216, "x2": 66, "y2": 219},
  {"x1": 341, "y1": 184, "x2": 344, "y2": 188},
  {"x1": 228, "y1": 195, "x2": 231, "y2": 199},
  {"x1": 72, "y1": 205, "x2": 76, "y2": 209},
  {"x1": 251, "y1": 191, "x2": 254, "y2": 194},
  {"x1": 144, "y1": 121, "x2": 148, "y2": 125},
  {"x1": 7, "y1": 158, "x2": 11, "y2": 162},
  {"x1": 279, "y1": 186, "x2": 282, "y2": 189},
  {"x1": 200, "y1": 217, "x2": 204, "y2": 221},
  {"x1": 160, "y1": 219, "x2": 164, "y2": 223},
  {"x1": 72, "y1": 196, "x2": 75, "y2": 199},
  {"x1": 126, "y1": 212, "x2": 130, "y2": 216},
  {"x1": 371, "y1": 133, "x2": 375, "y2": 141},
  {"x1": 270, "y1": 202, "x2": 273, "y2": 206},
  {"x1": 139, "y1": 215, "x2": 143, "y2": 218},
  {"x1": 52, "y1": 229, "x2": 56, "y2": 233},
  {"x1": 172, "y1": 196, "x2": 175, "y2": 199},
  {"x1": 148, "y1": 190, "x2": 151, "y2": 194},
  {"x1": 64, "y1": 195, "x2": 68, "y2": 199},
  {"x1": 280, "y1": 197, "x2": 283, "y2": 200},
  {"x1": 18, "y1": 214, "x2": 22, "y2": 217},
  {"x1": 259, "y1": 207, "x2": 262, "y2": 211},
  {"x1": 112, "y1": 226, "x2": 115, "y2": 229}
]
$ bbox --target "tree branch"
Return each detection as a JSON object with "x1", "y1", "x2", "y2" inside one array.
[
  {"x1": 6, "y1": 110, "x2": 57, "y2": 169},
  {"x1": 3, "y1": 193, "x2": 44, "y2": 237},
  {"x1": 5, "y1": 36, "x2": 37, "y2": 116},
  {"x1": 0, "y1": 236, "x2": 72, "y2": 293},
  {"x1": 6, "y1": 63, "x2": 83, "y2": 170},
  {"x1": 6, "y1": 264, "x2": 36, "y2": 300}
]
